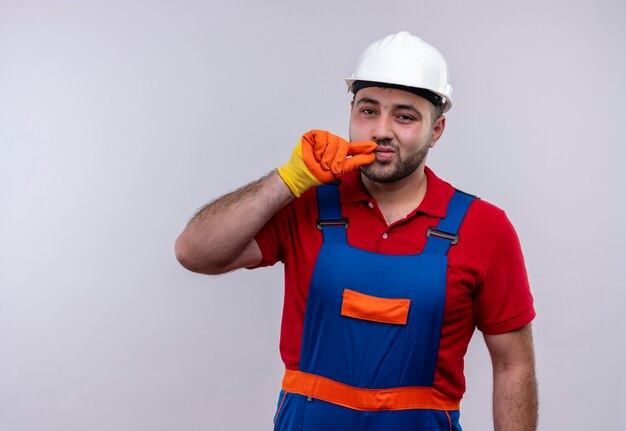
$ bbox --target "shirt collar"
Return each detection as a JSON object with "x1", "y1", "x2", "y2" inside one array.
[
  {"x1": 416, "y1": 166, "x2": 453, "y2": 218},
  {"x1": 338, "y1": 170, "x2": 369, "y2": 204},
  {"x1": 338, "y1": 166, "x2": 453, "y2": 219}
]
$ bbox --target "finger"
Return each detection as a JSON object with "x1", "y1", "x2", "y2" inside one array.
[
  {"x1": 301, "y1": 141, "x2": 334, "y2": 183},
  {"x1": 319, "y1": 136, "x2": 340, "y2": 170},
  {"x1": 302, "y1": 130, "x2": 323, "y2": 154},
  {"x1": 330, "y1": 142, "x2": 350, "y2": 175},
  {"x1": 343, "y1": 153, "x2": 376, "y2": 172},
  {"x1": 308, "y1": 130, "x2": 328, "y2": 163},
  {"x1": 303, "y1": 130, "x2": 333, "y2": 169},
  {"x1": 347, "y1": 141, "x2": 378, "y2": 155}
]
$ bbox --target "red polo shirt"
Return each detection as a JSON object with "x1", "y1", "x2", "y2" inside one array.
[{"x1": 254, "y1": 167, "x2": 535, "y2": 400}]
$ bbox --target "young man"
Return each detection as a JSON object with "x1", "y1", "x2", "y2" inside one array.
[{"x1": 176, "y1": 31, "x2": 537, "y2": 431}]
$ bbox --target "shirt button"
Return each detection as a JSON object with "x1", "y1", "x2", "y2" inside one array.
[
  {"x1": 382, "y1": 232, "x2": 388, "y2": 239},
  {"x1": 367, "y1": 202, "x2": 374, "y2": 209}
]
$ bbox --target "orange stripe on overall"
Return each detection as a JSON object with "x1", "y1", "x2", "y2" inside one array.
[{"x1": 282, "y1": 369, "x2": 460, "y2": 411}]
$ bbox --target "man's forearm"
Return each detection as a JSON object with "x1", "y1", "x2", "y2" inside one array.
[
  {"x1": 493, "y1": 362, "x2": 538, "y2": 431},
  {"x1": 484, "y1": 325, "x2": 538, "y2": 431},
  {"x1": 175, "y1": 170, "x2": 294, "y2": 274}
]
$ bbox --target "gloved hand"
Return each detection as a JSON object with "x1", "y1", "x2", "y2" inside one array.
[{"x1": 277, "y1": 130, "x2": 377, "y2": 197}]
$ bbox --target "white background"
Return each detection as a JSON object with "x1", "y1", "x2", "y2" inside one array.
[{"x1": 1, "y1": 1, "x2": 624, "y2": 429}]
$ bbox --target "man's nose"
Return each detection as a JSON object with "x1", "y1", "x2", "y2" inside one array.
[{"x1": 371, "y1": 114, "x2": 394, "y2": 141}]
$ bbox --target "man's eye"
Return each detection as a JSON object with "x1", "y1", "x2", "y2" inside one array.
[
  {"x1": 361, "y1": 108, "x2": 376, "y2": 115},
  {"x1": 397, "y1": 114, "x2": 415, "y2": 122}
]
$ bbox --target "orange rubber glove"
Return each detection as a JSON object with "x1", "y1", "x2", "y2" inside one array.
[{"x1": 277, "y1": 130, "x2": 377, "y2": 198}]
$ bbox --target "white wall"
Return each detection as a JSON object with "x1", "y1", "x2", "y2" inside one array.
[{"x1": 1, "y1": 0, "x2": 624, "y2": 429}]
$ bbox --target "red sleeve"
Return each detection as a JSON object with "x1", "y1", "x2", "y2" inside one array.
[
  {"x1": 251, "y1": 187, "x2": 321, "y2": 269},
  {"x1": 474, "y1": 211, "x2": 536, "y2": 335},
  {"x1": 252, "y1": 210, "x2": 284, "y2": 268}
]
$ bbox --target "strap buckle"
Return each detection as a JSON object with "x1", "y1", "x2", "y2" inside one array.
[
  {"x1": 316, "y1": 218, "x2": 349, "y2": 230},
  {"x1": 426, "y1": 227, "x2": 459, "y2": 245}
]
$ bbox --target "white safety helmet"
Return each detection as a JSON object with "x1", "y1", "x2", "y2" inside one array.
[{"x1": 346, "y1": 31, "x2": 453, "y2": 112}]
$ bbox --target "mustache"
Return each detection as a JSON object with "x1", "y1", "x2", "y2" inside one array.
[{"x1": 375, "y1": 139, "x2": 398, "y2": 150}]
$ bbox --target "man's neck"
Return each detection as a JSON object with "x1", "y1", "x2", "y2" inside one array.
[{"x1": 361, "y1": 166, "x2": 429, "y2": 225}]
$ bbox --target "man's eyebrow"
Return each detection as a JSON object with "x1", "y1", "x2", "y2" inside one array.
[
  {"x1": 395, "y1": 104, "x2": 420, "y2": 115},
  {"x1": 355, "y1": 97, "x2": 381, "y2": 106}
]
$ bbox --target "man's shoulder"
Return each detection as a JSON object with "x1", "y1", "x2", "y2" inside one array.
[
  {"x1": 468, "y1": 195, "x2": 507, "y2": 219},
  {"x1": 454, "y1": 194, "x2": 522, "y2": 255},
  {"x1": 427, "y1": 168, "x2": 507, "y2": 218}
]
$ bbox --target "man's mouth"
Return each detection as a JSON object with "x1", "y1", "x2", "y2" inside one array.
[{"x1": 374, "y1": 146, "x2": 396, "y2": 162}]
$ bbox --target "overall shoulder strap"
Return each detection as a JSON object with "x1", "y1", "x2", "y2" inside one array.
[
  {"x1": 316, "y1": 182, "x2": 348, "y2": 244},
  {"x1": 422, "y1": 189, "x2": 477, "y2": 256}
]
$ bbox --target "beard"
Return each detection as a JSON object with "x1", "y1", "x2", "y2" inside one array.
[{"x1": 360, "y1": 138, "x2": 430, "y2": 184}]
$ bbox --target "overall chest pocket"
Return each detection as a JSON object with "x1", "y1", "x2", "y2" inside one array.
[{"x1": 340, "y1": 289, "x2": 411, "y2": 325}]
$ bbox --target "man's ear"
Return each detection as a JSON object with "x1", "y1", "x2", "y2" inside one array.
[{"x1": 430, "y1": 115, "x2": 446, "y2": 148}]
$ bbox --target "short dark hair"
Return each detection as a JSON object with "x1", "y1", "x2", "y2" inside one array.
[{"x1": 430, "y1": 103, "x2": 444, "y2": 124}]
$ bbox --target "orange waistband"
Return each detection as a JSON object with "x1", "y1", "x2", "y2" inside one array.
[{"x1": 282, "y1": 369, "x2": 460, "y2": 411}]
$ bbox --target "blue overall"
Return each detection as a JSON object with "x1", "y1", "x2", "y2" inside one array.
[{"x1": 274, "y1": 183, "x2": 475, "y2": 431}]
